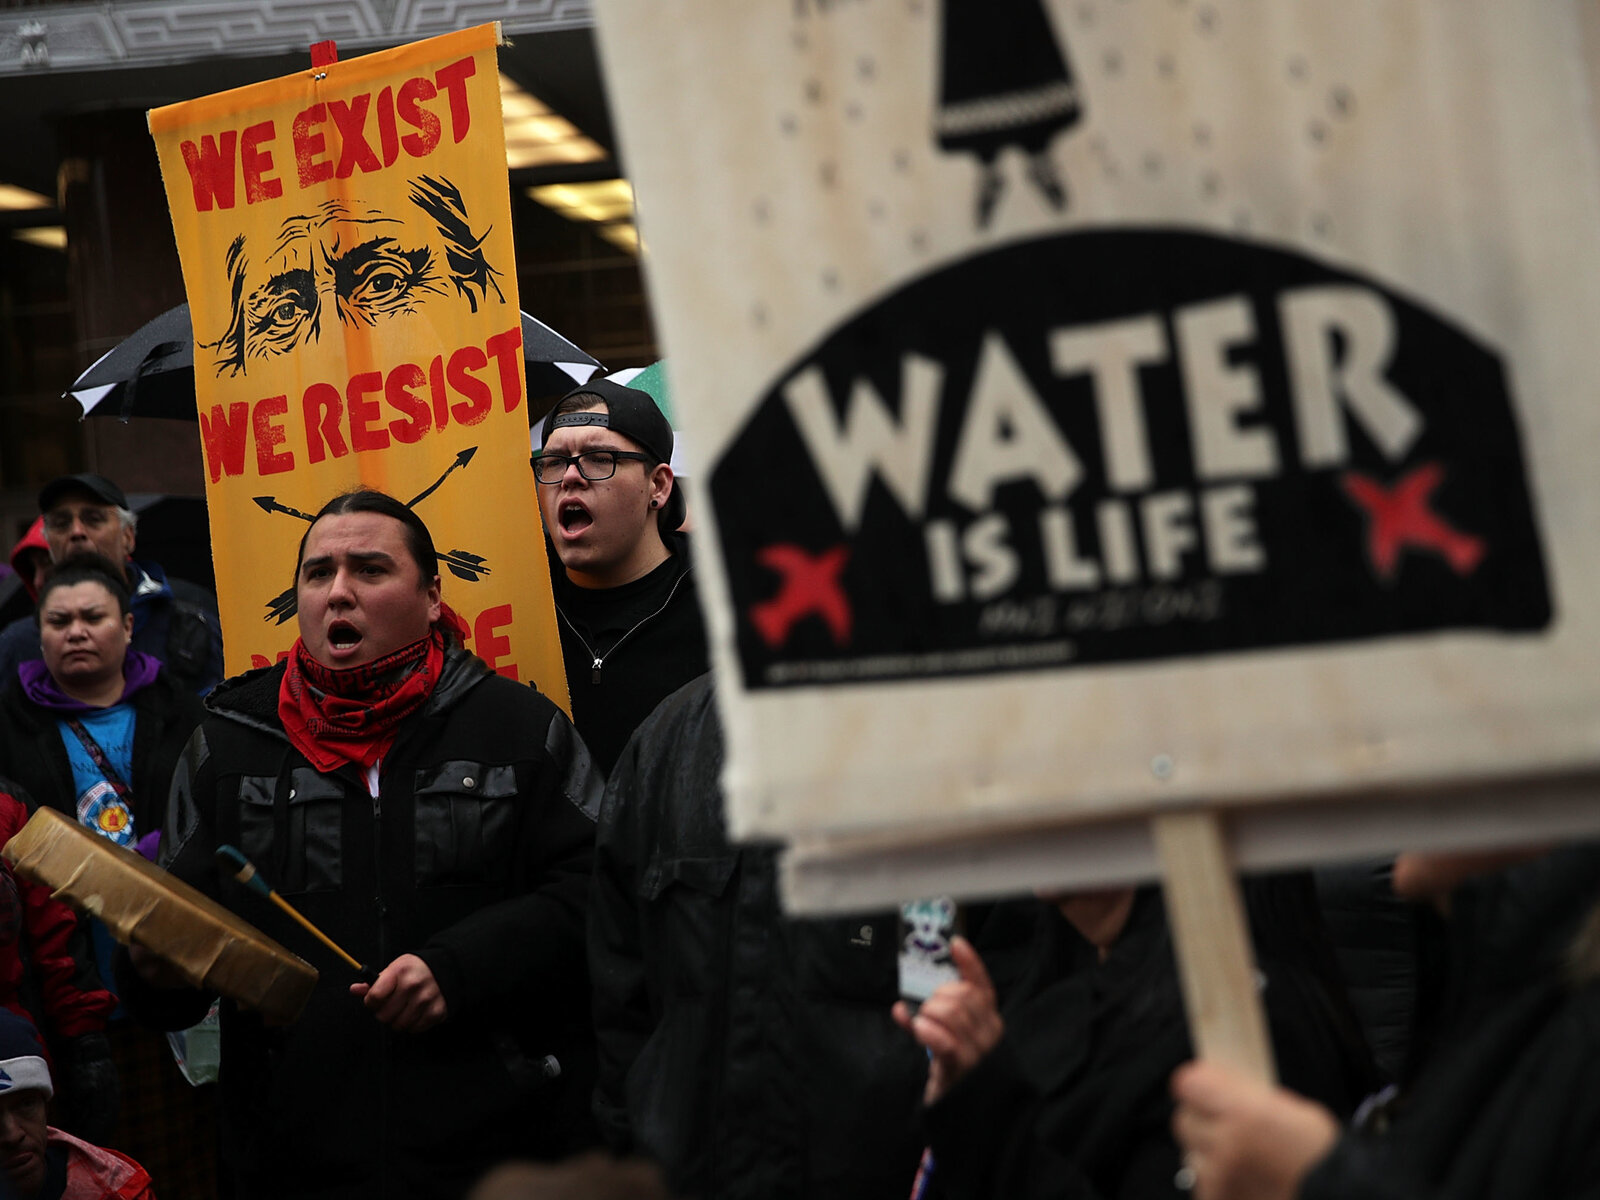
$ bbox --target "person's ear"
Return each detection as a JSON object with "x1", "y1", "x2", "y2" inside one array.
[
  {"x1": 426, "y1": 575, "x2": 442, "y2": 625},
  {"x1": 119, "y1": 520, "x2": 136, "y2": 560},
  {"x1": 648, "y1": 463, "x2": 674, "y2": 511},
  {"x1": 122, "y1": 612, "x2": 134, "y2": 642}
]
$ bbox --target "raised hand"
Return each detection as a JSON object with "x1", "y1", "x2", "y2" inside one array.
[{"x1": 892, "y1": 936, "x2": 1004, "y2": 1105}]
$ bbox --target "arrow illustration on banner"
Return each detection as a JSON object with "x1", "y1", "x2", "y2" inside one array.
[
  {"x1": 407, "y1": 446, "x2": 478, "y2": 508},
  {"x1": 253, "y1": 447, "x2": 493, "y2": 624},
  {"x1": 252, "y1": 496, "x2": 319, "y2": 522},
  {"x1": 264, "y1": 585, "x2": 298, "y2": 626},
  {"x1": 439, "y1": 550, "x2": 490, "y2": 582}
]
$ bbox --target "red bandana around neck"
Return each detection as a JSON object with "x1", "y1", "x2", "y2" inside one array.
[{"x1": 278, "y1": 629, "x2": 446, "y2": 773}]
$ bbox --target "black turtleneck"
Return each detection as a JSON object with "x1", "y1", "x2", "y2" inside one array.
[{"x1": 551, "y1": 530, "x2": 709, "y2": 777}]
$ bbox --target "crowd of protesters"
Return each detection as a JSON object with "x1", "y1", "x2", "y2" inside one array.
[{"x1": 0, "y1": 374, "x2": 1591, "y2": 1200}]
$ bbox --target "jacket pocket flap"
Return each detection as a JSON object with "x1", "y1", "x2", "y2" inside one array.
[
  {"x1": 414, "y1": 761, "x2": 518, "y2": 800},
  {"x1": 640, "y1": 854, "x2": 737, "y2": 901},
  {"x1": 240, "y1": 771, "x2": 344, "y2": 807}
]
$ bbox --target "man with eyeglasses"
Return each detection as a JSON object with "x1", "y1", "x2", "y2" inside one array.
[
  {"x1": 532, "y1": 377, "x2": 707, "y2": 777},
  {"x1": 0, "y1": 474, "x2": 224, "y2": 694}
]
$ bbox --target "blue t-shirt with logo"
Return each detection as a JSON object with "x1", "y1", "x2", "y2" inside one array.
[
  {"x1": 57, "y1": 704, "x2": 138, "y2": 846},
  {"x1": 57, "y1": 704, "x2": 137, "y2": 1013}
]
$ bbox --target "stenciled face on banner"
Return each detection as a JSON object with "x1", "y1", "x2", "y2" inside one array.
[
  {"x1": 203, "y1": 181, "x2": 505, "y2": 377},
  {"x1": 711, "y1": 0, "x2": 1551, "y2": 689}
]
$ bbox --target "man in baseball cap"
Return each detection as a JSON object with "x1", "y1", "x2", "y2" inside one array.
[
  {"x1": 0, "y1": 1009, "x2": 153, "y2": 1198},
  {"x1": 533, "y1": 373, "x2": 707, "y2": 776},
  {"x1": 0, "y1": 474, "x2": 223, "y2": 694}
]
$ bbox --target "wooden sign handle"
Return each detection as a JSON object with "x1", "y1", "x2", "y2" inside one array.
[{"x1": 1152, "y1": 810, "x2": 1277, "y2": 1082}]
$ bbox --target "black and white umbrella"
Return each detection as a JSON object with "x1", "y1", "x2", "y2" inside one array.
[{"x1": 67, "y1": 303, "x2": 603, "y2": 423}]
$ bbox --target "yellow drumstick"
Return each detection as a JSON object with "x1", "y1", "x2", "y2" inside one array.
[{"x1": 216, "y1": 845, "x2": 368, "y2": 975}]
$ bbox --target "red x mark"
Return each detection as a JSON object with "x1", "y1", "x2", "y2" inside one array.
[
  {"x1": 1340, "y1": 462, "x2": 1486, "y2": 582},
  {"x1": 749, "y1": 544, "x2": 853, "y2": 648}
]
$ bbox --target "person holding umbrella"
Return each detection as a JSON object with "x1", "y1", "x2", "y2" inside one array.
[{"x1": 0, "y1": 475, "x2": 224, "y2": 695}]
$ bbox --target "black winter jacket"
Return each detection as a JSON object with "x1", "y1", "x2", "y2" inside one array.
[
  {"x1": 590, "y1": 674, "x2": 927, "y2": 1200},
  {"x1": 925, "y1": 883, "x2": 1378, "y2": 1200},
  {"x1": 117, "y1": 648, "x2": 601, "y2": 1200},
  {"x1": 1301, "y1": 843, "x2": 1600, "y2": 1200},
  {"x1": 0, "y1": 667, "x2": 205, "y2": 841}
]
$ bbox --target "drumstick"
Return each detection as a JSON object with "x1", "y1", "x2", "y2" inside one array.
[{"x1": 215, "y1": 845, "x2": 368, "y2": 974}]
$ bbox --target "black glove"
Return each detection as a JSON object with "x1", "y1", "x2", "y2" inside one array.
[{"x1": 54, "y1": 1031, "x2": 119, "y2": 1145}]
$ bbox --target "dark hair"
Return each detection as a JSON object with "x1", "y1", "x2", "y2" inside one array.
[
  {"x1": 35, "y1": 552, "x2": 132, "y2": 623},
  {"x1": 547, "y1": 392, "x2": 663, "y2": 466},
  {"x1": 549, "y1": 390, "x2": 607, "y2": 422},
  {"x1": 292, "y1": 490, "x2": 439, "y2": 589}
]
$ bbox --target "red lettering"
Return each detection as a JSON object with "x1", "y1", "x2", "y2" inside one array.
[
  {"x1": 347, "y1": 370, "x2": 389, "y2": 453},
  {"x1": 241, "y1": 121, "x2": 282, "y2": 204},
  {"x1": 293, "y1": 104, "x2": 333, "y2": 189},
  {"x1": 434, "y1": 57, "x2": 476, "y2": 144},
  {"x1": 180, "y1": 132, "x2": 238, "y2": 213},
  {"x1": 329, "y1": 95, "x2": 381, "y2": 178},
  {"x1": 376, "y1": 86, "x2": 400, "y2": 167},
  {"x1": 198, "y1": 401, "x2": 250, "y2": 482},
  {"x1": 428, "y1": 355, "x2": 449, "y2": 431},
  {"x1": 386, "y1": 363, "x2": 430, "y2": 444},
  {"x1": 447, "y1": 346, "x2": 491, "y2": 425},
  {"x1": 473, "y1": 604, "x2": 517, "y2": 680},
  {"x1": 484, "y1": 326, "x2": 523, "y2": 415},
  {"x1": 398, "y1": 77, "x2": 441, "y2": 158},
  {"x1": 303, "y1": 382, "x2": 347, "y2": 464},
  {"x1": 291, "y1": 330, "x2": 537, "y2": 466},
  {"x1": 252, "y1": 394, "x2": 295, "y2": 475}
]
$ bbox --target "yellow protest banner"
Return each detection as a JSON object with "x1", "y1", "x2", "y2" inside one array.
[{"x1": 148, "y1": 24, "x2": 567, "y2": 708}]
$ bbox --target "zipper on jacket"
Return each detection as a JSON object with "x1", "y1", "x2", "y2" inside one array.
[
  {"x1": 367, "y1": 763, "x2": 388, "y2": 943},
  {"x1": 368, "y1": 759, "x2": 391, "y2": 1194}
]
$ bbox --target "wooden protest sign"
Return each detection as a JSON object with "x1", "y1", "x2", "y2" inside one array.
[
  {"x1": 147, "y1": 25, "x2": 567, "y2": 705},
  {"x1": 590, "y1": 0, "x2": 1600, "y2": 1067}
]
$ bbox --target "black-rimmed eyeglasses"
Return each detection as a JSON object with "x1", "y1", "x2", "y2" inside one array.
[{"x1": 532, "y1": 450, "x2": 653, "y2": 484}]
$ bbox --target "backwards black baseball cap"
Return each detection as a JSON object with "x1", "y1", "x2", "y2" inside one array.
[
  {"x1": 545, "y1": 378, "x2": 683, "y2": 533},
  {"x1": 38, "y1": 473, "x2": 129, "y2": 514}
]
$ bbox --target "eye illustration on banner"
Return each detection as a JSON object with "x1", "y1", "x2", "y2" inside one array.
[
  {"x1": 204, "y1": 175, "x2": 505, "y2": 376},
  {"x1": 934, "y1": 0, "x2": 1082, "y2": 227}
]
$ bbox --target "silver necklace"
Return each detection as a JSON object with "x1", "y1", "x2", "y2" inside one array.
[{"x1": 557, "y1": 564, "x2": 693, "y2": 685}]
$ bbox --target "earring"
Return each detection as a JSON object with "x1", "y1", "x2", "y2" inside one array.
[{"x1": 650, "y1": 500, "x2": 659, "y2": 508}]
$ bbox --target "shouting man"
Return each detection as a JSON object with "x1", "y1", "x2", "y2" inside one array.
[
  {"x1": 534, "y1": 376, "x2": 708, "y2": 777},
  {"x1": 120, "y1": 489, "x2": 600, "y2": 1199}
]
